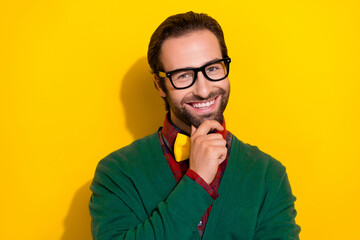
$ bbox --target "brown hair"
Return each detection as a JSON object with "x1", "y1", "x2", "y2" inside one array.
[{"x1": 147, "y1": 11, "x2": 228, "y2": 111}]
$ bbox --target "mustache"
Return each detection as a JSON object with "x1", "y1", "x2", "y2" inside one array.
[{"x1": 181, "y1": 89, "x2": 226, "y2": 103}]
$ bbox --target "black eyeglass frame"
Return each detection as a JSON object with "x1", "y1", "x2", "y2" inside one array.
[{"x1": 157, "y1": 57, "x2": 231, "y2": 90}]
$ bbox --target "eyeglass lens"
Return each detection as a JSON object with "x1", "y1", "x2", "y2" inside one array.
[{"x1": 171, "y1": 60, "x2": 228, "y2": 88}]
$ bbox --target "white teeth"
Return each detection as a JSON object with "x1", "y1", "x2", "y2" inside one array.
[{"x1": 192, "y1": 99, "x2": 215, "y2": 108}]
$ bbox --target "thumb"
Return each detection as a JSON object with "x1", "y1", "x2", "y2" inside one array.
[{"x1": 191, "y1": 125, "x2": 197, "y2": 136}]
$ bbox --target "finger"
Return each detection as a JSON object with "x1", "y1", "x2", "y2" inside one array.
[
  {"x1": 191, "y1": 133, "x2": 225, "y2": 147},
  {"x1": 201, "y1": 135, "x2": 227, "y2": 145},
  {"x1": 193, "y1": 120, "x2": 224, "y2": 136},
  {"x1": 217, "y1": 147, "x2": 228, "y2": 163},
  {"x1": 206, "y1": 145, "x2": 227, "y2": 160},
  {"x1": 191, "y1": 125, "x2": 196, "y2": 136}
]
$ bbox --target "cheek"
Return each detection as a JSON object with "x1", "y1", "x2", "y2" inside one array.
[
  {"x1": 167, "y1": 90, "x2": 190, "y2": 105},
  {"x1": 167, "y1": 92, "x2": 183, "y2": 104},
  {"x1": 220, "y1": 79, "x2": 230, "y2": 90},
  {"x1": 208, "y1": 77, "x2": 230, "y2": 90}
]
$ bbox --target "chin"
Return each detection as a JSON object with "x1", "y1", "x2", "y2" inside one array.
[{"x1": 183, "y1": 112, "x2": 224, "y2": 128}]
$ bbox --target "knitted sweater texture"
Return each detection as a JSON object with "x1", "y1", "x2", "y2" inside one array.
[{"x1": 89, "y1": 132, "x2": 300, "y2": 239}]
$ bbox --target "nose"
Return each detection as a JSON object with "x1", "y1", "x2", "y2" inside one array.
[{"x1": 192, "y1": 71, "x2": 211, "y2": 98}]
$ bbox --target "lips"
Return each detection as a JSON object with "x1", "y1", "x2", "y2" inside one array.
[
  {"x1": 190, "y1": 99, "x2": 215, "y2": 109},
  {"x1": 187, "y1": 96, "x2": 218, "y2": 110}
]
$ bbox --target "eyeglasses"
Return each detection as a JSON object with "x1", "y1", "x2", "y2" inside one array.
[{"x1": 157, "y1": 58, "x2": 231, "y2": 89}]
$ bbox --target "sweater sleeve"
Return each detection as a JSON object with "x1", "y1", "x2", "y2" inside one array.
[
  {"x1": 254, "y1": 160, "x2": 301, "y2": 240},
  {"x1": 89, "y1": 156, "x2": 214, "y2": 240}
]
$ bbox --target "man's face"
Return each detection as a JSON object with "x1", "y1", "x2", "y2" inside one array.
[{"x1": 156, "y1": 30, "x2": 230, "y2": 132}]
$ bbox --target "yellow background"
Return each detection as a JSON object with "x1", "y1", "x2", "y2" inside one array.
[{"x1": 1, "y1": 0, "x2": 359, "y2": 239}]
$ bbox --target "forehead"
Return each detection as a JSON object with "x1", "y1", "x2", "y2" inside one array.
[{"x1": 159, "y1": 30, "x2": 223, "y2": 71}]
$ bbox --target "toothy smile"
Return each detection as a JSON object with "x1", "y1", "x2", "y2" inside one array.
[{"x1": 190, "y1": 99, "x2": 215, "y2": 109}]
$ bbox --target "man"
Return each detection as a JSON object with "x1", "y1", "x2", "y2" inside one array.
[{"x1": 89, "y1": 11, "x2": 300, "y2": 240}]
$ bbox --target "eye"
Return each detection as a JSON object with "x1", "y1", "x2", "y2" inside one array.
[
  {"x1": 206, "y1": 62, "x2": 223, "y2": 73},
  {"x1": 177, "y1": 73, "x2": 191, "y2": 79},
  {"x1": 207, "y1": 66, "x2": 219, "y2": 72},
  {"x1": 172, "y1": 70, "x2": 194, "y2": 81}
]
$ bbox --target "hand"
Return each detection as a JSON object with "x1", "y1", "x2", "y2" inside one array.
[{"x1": 189, "y1": 120, "x2": 227, "y2": 184}]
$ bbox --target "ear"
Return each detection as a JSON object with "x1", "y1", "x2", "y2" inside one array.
[{"x1": 153, "y1": 74, "x2": 167, "y2": 97}]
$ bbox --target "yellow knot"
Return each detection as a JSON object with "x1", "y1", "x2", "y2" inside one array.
[{"x1": 174, "y1": 133, "x2": 191, "y2": 162}]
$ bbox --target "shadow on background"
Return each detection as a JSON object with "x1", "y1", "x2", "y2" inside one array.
[
  {"x1": 62, "y1": 58, "x2": 164, "y2": 240},
  {"x1": 62, "y1": 180, "x2": 92, "y2": 240},
  {"x1": 121, "y1": 57, "x2": 166, "y2": 139}
]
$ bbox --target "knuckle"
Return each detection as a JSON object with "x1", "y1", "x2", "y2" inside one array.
[
  {"x1": 192, "y1": 135, "x2": 200, "y2": 143},
  {"x1": 192, "y1": 137, "x2": 205, "y2": 147},
  {"x1": 206, "y1": 145, "x2": 215, "y2": 153}
]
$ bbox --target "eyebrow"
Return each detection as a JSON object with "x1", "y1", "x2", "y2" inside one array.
[{"x1": 168, "y1": 57, "x2": 223, "y2": 72}]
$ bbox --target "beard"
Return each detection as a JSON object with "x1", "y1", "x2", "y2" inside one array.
[{"x1": 167, "y1": 87, "x2": 230, "y2": 128}]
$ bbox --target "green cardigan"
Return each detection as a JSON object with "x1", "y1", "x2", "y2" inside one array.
[{"x1": 89, "y1": 132, "x2": 300, "y2": 240}]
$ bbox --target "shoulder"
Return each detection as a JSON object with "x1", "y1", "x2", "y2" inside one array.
[
  {"x1": 107, "y1": 132, "x2": 158, "y2": 160},
  {"x1": 231, "y1": 135, "x2": 286, "y2": 179},
  {"x1": 94, "y1": 132, "x2": 161, "y2": 177}
]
